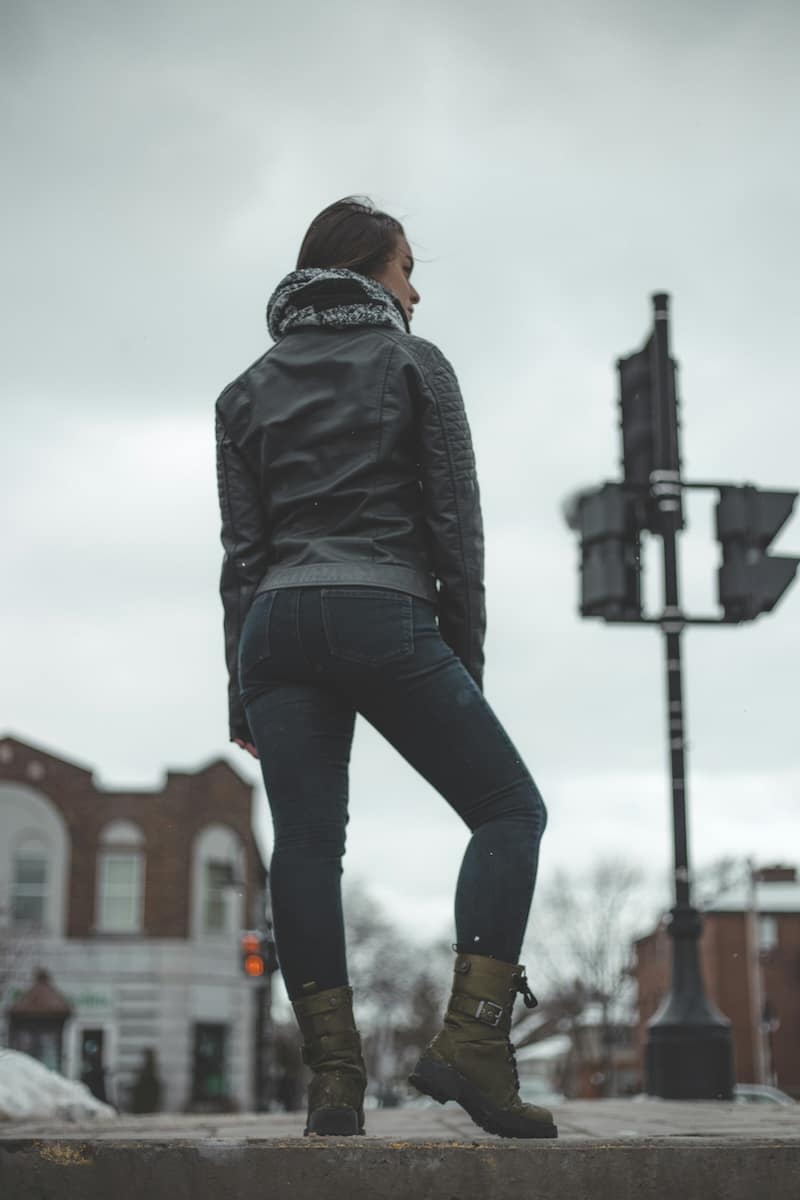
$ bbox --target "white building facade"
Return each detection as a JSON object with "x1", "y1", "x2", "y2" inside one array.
[{"x1": 0, "y1": 735, "x2": 271, "y2": 1113}]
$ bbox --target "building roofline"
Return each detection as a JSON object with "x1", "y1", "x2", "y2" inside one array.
[
  {"x1": 1, "y1": 735, "x2": 253, "y2": 796},
  {"x1": 164, "y1": 755, "x2": 252, "y2": 787},
  {"x1": 0, "y1": 731, "x2": 94, "y2": 778}
]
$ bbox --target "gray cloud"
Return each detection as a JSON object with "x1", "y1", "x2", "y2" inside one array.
[{"x1": 3, "y1": 0, "x2": 799, "y2": 941}]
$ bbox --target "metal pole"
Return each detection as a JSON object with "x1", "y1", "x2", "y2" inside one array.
[
  {"x1": 652, "y1": 295, "x2": 690, "y2": 914},
  {"x1": 745, "y1": 858, "x2": 767, "y2": 1084},
  {"x1": 253, "y1": 974, "x2": 274, "y2": 1111},
  {"x1": 644, "y1": 293, "x2": 735, "y2": 1099},
  {"x1": 254, "y1": 980, "x2": 264, "y2": 1110}
]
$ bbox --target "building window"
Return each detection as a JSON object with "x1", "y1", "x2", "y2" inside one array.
[
  {"x1": 11, "y1": 850, "x2": 48, "y2": 929},
  {"x1": 758, "y1": 915, "x2": 778, "y2": 953},
  {"x1": 98, "y1": 854, "x2": 142, "y2": 932},
  {"x1": 204, "y1": 861, "x2": 231, "y2": 934},
  {"x1": 192, "y1": 825, "x2": 245, "y2": 940},
  {"x1": 96, "y1": 820, "x2": 145, "y2": 933}
]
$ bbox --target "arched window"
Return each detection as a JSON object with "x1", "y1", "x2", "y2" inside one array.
[
  {"x1": 0, "y1": 783, "x2": 69, "y2": 937},
  {"x1": 204, "y1": 861, "x2": 232, "y2": 933},
  {"x1": 96, "y1": 820, "x2": 145, "y2": 934},
  {"x1": 191, "y1": 825, "x2": 244, "y2": 939},
  {"x1": 11, "y1": 839, "x2": 49, "y2": 929}
]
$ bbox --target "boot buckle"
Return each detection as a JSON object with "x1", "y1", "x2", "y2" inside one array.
[{"x1": 474, "y1": 999, "x2": 505, "y2": 1027}]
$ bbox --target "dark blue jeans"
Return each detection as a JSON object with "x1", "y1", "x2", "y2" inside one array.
[{"x1": 238, "y1": 586, "x2": 547, "y2": 1001}]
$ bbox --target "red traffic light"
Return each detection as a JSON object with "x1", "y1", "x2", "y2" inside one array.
[
  {"x1": 240, "y1": 931, "x2": 266, "y2": 978},
  {"x1": 243, "y1": 953, "x2": 265, "y2": 978}
]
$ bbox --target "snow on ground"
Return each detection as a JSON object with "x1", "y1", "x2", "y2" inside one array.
[{"x1": 0, "y1": 1050, "x2": 116, "y2": 1122}]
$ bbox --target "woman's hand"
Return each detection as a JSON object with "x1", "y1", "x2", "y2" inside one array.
[{"x1": 232, "y1": 737, "x2": 259, "y2": 759}]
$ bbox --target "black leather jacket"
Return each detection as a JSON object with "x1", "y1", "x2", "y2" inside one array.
[{"x1": 215, "y1": 267, "x2": 486, "y2": 740}]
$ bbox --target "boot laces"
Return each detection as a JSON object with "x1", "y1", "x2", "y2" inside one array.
[
  {"x1": 507, "y1": 969, "x2": 538, "y2": 1093},
  {"x1": 515, "y1": 968, "x2": 538, "y2": 1010},
  {"x1": 505, "y1": 1038, "x2": 520, "y2": 1090}
]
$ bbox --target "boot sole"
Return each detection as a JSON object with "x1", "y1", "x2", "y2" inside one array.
[
  {"x1": 409, "y1": 1055, "x2": 558, "y2": 1140},
  {"x1": 304, "y1": 1106, "x2": 365, "y2": 1136}
]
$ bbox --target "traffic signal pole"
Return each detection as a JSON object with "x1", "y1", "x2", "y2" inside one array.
[
  {"x1": 240, "y1": 927, "x2": 279, "y2": 1110},
  {"x1": 255, "y1": 977, "x2": 270, "y2": 1112},
  {"x1": 564, "y1": 291, "x2": 797, "y2": 1098},
  {"x1": 651, "y1": 293, "x2": 691, "y2": 908},
  {"x1": 645, "y1": 296, "x2": 734, "y2": 1098},
  {"x1": 651, "y1": 294, "x2": 691, "y2": 917}
]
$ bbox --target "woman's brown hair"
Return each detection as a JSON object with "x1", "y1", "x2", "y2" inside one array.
[{"x1": 296, "y1": 195, "x2": 407, "y2": 274}]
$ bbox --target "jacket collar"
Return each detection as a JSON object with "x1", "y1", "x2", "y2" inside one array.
[{"x1": 267, "y1": 267, "x2": 410, "y2": 341}]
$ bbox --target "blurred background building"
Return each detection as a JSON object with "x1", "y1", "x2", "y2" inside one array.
[
  {"x1": 0, "y1": 734, "x2": 269, "y2": 1113},
  {"x1": 633, "y1": 865, "x2": 800, "y2": 1098}
]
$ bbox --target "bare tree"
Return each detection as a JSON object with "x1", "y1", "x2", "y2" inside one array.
[
  {"x1": 272, "y1": 878, "x2": 454, "y2": 1108},
  {"x1": 525, "y1": 859, "x2": 646, "y2": 994},
  {"x1": 692, "y1": 855, "x2": 749, "y2": 907},
  {"x1": 343, "y1": 878, "x2": 455, "y2": 1102},
  {"x1": 522, "y1": 857, "x2": 655, "y2": 1096}
]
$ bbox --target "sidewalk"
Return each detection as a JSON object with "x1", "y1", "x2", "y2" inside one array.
[{"x1": 2, "y1": 1098, "x2": 799, "y2": 1199}]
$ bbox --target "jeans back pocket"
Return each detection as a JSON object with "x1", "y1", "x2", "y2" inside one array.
[{"x1": 321, "y1": 587, "x2": 414, "y2": 666}]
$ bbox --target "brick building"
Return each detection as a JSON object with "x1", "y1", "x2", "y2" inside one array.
[
  {"x1": 632, "y1": 866, "x2": 800, "y2": 1097},
  {"x1": 0, "y1": 733, "x2": 270, "y2": 1112}
]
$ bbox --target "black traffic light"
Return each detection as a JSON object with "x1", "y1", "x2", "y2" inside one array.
[
  {"x1": 617, "y1": 331, "x2": 684, "y2": 534},
  {"x1": 716, "y1": 486, "x2": 799, "y2": 621},
  {"x1": 570, "y1": 483, "x2": 643, "y2": 621}
]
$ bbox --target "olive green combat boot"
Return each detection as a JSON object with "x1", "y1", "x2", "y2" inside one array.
[
  {"x1": 408, "y1": 951, "x2": 558, "y2": 1139},
  {"x1": 292, "y1": 981, "x2": 367, "y2": 1136}
]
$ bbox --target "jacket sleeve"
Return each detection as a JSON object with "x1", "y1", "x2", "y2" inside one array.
[
  {"x1": 215, "y1": 402, "x2": 270, "y2": 741},
  {"x1": 415, "y1": 344, "x2": 486, "y2": 691}
]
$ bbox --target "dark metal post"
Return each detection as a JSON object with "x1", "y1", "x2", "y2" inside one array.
[
  {"x1": 645, "y1": 293, "x2": 735, "y2": 1098},
  {"x1": 253, "y1": 976, "x2": 272, "y2": 1111},
  {"x1": 254, "y1": 979, "x2": 264, "y2": 1111}
]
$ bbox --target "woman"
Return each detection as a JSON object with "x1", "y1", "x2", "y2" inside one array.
[{"x1": 215, "y1": 196, "x2": 555, "y2": 1140}]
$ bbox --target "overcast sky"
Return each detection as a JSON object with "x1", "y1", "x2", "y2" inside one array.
[{"x1": 3, "y1": 0, "x2": 799, "y2": 984}]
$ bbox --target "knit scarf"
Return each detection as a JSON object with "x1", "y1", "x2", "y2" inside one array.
[{"x1": 266, "y1": 267, "x2": 410, "y2": 342}]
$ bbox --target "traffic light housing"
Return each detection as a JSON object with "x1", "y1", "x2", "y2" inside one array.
[
  {"x1": 572, "y1": 483, "x2": 643, "y2": 621},
  {"x1": 716, "y1": 486, "x2": 799, "y2": 621},
  {"x1": 241, "y1": 931, "x2": 265, "y2": 977},
  {"x1": 617, "y1": 334, "x2": 684, "y2": 534},
  {"x1": 241, "y1": 930, "x2": 278, "y2": 978},
  {"x1": 240, "y1": 929, "x2": 279, "y2": 978}
]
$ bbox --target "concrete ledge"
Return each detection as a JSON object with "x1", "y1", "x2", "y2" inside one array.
[{"x1": 2, "y1": 1136, "x2": 800, "y2": 1200}]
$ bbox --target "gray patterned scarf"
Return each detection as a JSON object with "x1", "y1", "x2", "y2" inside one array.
[{"x1": 266, "y1": 267, "x2": 410, "y2": 342}]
